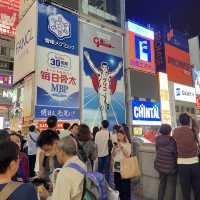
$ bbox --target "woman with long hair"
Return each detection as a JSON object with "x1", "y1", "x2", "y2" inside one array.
[
  {"x1": 77, "y1": 124, "x2": 97, "y2": 171},
  {"x1": 112, "y1": 129, "x2": 132, "y2": 200}
]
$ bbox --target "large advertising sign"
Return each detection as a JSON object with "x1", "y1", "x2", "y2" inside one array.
[
  {"x1": 14, "y1": 2, "x2": 37, "y2": 83},
  {"x1": 132, "y1": 100, "x2": 161, "y2": 126},
  {"x1": 128, "y1": 21, "x2": 155, "y2": 73},
  {"x1": 174, "y1": 83, "x2": 196, "y2": 103},
  {"x1": 37, "y1": 2, "x2": 78, "y2": 55},
  {"x1": 165, "y1": 43, "x2": 192, "y2": 86},
  {"x1": 159, "y1": 73, "x2": 171, "y2": 124},
  {"x1": 35, "y1": 46, "x2": 79, "y2": 120},
  {"x1": 0, "y1": 0, "x2": 19, "y2": 37},
  {"x1": 80, "y1": 22, "x2": 125, "y2": 128}
]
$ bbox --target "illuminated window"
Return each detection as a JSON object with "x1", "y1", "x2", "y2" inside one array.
[
  {"x1": 81, "y1": 0, "x2": 123, "y2": 27},
  {"x1": 1, "y1": 47, "x2": 7, "y2": 56}
]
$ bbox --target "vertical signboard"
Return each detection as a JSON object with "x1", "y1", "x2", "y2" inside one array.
[
  {"x1": 35, "y1": 47, "x2": 79, "y2": 120},
  {"x1": 80, "y1": 21, "x2": 125, "y2": 128},
  {"x1": 0, "y1": 0, "x2": 19, "y2": 37},
  {"x1": 37, "y1": 2, "x2": 78, "y2": 55},
  {"x1": 159, "y1": 72, "x2": 171, "y2": 124},
  {"x1": 128, "y1": 21, "x2": 156, "y2": 73},
  {"x1": 14, "y1": 1, "x2": 37, "y2": 83}
]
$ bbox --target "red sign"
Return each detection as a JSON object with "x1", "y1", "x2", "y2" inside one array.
[
  {"x1": 165, "y1": 43, "x2": 192, "y2": 86},
  {"x1": 197, "y1": 97, "x2": 200, "y2": 109},
  {"x1": 0, "y1": 0, "x2": 19, "y2": 37}
]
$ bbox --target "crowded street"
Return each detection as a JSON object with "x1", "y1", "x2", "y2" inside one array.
[{"x1": 0, "y1": 0, "x2": 200, "y2": 200}]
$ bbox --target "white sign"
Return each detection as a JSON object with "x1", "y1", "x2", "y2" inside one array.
[
  {"x1": 14, "y1": 2, "x2": 37, "y2": 83},
  {"x1": 159, "y1": 73, "x2": 171, "y2": 124},
  {"x1": 174, "y1": 83, "x2": 196, "y2": 103}
]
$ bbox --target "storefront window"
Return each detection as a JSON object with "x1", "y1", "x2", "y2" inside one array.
[{"x1": 81, "y1": 0, "x2": 124, "y2": 27}]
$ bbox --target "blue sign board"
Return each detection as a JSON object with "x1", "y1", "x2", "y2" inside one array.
[
  {"x1": 35, "y1": 105, "x2": 79, "y2": 120},
  {"x1": 132, "y1": 100, "x2": 161, "y2": 126},
  {"x1": 37, "y1": 2, "x2": 78, "y2": 55}
]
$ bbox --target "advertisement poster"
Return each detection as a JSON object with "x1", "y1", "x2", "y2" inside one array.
[
  {"x1": 80, "y1": 22, "x2": 125, "y2": 128},
  {"x1": 132, "y1": 100, "x2": 161, "y2": 126},
  {"x1": 37, "y1": 2, "x2": 78, "y2": 55},
  {"x1": 128, "y1": 21, "x2": 155, "y2": 73},
  {"x1": 14, "y1": 1, "x2": 37, "y2": 83},
  {"x1": 165, "y1": 43, "x2": 192, "y2": 86},
  {"x1": 0, "y1": 0, "x2": 19, "y2": 37},
  {"x1": 174, "y1": 83, "x2": 196, "y2": 103},
  {"x1": 159, "y1": 72, "x2": 171, "y2": 124},
  {"x1": 35, "y1": 46, "x2": 79, "y2": 120}
]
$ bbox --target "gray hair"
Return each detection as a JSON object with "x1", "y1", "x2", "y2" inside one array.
[{"x1": 57, "y1": 136, "x2": 77, "y2": 156}]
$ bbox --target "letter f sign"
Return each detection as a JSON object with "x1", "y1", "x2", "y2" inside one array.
[{"x1": 135, "y1": 35, "x2": 151, "y2": 62}]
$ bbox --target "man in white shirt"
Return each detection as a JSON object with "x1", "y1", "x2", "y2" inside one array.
[
  {"x1": 27, "y1": 125, "x2": 39, "y2": 177},
  {"x1": 39, "y1": 136, "x2": 86, "y2": 200},
  {"x1": 95, "y1": 120, "x2": 110, "y2": 181}
]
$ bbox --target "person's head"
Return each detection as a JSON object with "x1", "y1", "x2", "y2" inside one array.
[
  {"x1": 0, "y1": 140, "x2": 20, "y2": 178},
  {"x1": 47, "y1": 116, "x2": 58, "y2": 130},
  {"x1": 10, "y1": 133, "x2": 21, "y2": 150},
  {"x1": 101, "y1": 62, "x2": 109, "y2": 73},
  {"x1": 37, "y1": 130, "x2": 59, "y2": 156},
  {"x1": 179, "y1": 113, "x2": 190, "y2": 126},
  {"x1": 113, "y1": 125, "x2": 120, "y2": 134},
  {"x1": 63, "y1": 122, "x2": 70, "y2": 130},
  {"x1": 70, "y1": 123, "x2": 79, "y2": 135},
  {"x1": 117, "y1": 129, "x2": 128, "y2": 143},
  {"x1": 101, "y1": 120, "x2": 109, "y2": 129},
  {"x1": 78, "y1": 124, "x2": 91, "y2": 142},
  {"x1": 56, "y1": 136, "x2": 77, "y2": 165},
  {"x1": 159, "y1": 124, "x2": 172, "y2": 135},
  {"x1": 0, "y1": 129, "x2": 9, "y2": 142},
  {"x1": 29, "y1": 125, "x2": 36, "y2": 133}
]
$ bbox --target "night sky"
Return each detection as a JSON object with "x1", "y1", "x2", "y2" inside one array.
[{"x1": 126, "y1": 0, "x2": 200, "y2": 37}]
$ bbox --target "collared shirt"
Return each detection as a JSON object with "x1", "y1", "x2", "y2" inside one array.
[{"x1": 51, "y1": 156, "x2": 86, "y2": 200}]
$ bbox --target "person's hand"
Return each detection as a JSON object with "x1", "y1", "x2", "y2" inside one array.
[
  {"x1": 186, "y1": 112, "x2": 192, "y2": 118},
  {"x1": 38, "y1": 186, "x2": 49, "y2": 199}
]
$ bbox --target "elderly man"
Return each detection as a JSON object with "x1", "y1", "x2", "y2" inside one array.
[{"x1": 39, "y1": 136, "x2": 86, "y2": 200}]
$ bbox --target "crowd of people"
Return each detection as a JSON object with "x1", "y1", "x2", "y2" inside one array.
[
  {"x1": 0, "y1": 116, "x2": 132, "y2": 200},
  {"x1": 0, "y1": 112, "x2": 200, "y2": 200}
]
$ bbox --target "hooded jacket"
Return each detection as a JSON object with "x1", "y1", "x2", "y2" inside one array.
[{"x1": 154, "y1": 134, "x2": 177, "y2": 175}]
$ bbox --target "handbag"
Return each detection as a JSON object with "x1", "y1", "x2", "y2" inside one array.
[{"x1": 120, "y1": 156, "x2": 141, "y2": 179}]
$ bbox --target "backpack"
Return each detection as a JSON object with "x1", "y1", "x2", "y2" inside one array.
[
  {"x1": 0, "y1": 182, "x2": 22, "y2": 200},
  {"x1": 68, "y1": 163, "x2": 108, "y2": 200}
]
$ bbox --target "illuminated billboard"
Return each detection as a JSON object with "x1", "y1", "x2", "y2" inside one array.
[
  {"x1": 165, "y1": 43, "x2": 192, "y2": 86},
  {"x1": 128, "y1": 21, "x2": 155, "y2": 73},
  {"x1": 0, "y1": 0, "x2": 19, "y2": 37},
  {"x1": 159, "y1": 72, "x2": 171, "y2": 124}
]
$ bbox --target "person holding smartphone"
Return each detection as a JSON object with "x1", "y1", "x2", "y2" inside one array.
[{"x1": 112, "y1": 129, "x2": 131, "y2": 200}]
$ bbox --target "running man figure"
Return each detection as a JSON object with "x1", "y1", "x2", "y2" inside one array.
[{"x1": 84, "y1": 51, "x2": 123, "y2": 121}]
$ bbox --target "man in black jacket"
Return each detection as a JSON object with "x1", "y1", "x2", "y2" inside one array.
[{"x1": 155, "y1": 124, "x2": 177, "y2": 200}]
